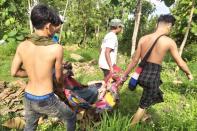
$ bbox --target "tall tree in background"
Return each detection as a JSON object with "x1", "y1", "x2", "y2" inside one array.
[
  {"x1": 179, "y1": 0, "x2": 195, "y2": 56},
  {"x1": 131, "y1": 0, "x2": 142, "y2": 56},
  {"x1": 174, "y1": 0, "x2": 195, "y2": 74},
  {"x1": 28, "y1": 0, "x2": 39, "y2": 34},
  {"x1": 58, "y1": 0, "x2": 69, "y2": 43}
]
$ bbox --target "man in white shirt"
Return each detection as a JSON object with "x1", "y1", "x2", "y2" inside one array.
[{"x1": 98, "y1": 19, "x2": 124, "y2": 78}]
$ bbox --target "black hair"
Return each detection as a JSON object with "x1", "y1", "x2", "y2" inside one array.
[
  {"x1": 31, "y1": 4, "x2": 62, "y2": 29},
  {"x1": 157, "y1": 14, "x2": 176, "y2": 26}
]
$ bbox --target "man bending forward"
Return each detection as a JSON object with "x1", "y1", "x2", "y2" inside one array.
[{"x1": 11, "y1": 4, "x2": 76, "y2": 131}]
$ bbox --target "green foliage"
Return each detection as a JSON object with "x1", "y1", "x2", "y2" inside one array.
[
  {"x1": 2, "y1": 28, "x2": 28, "y2": 44},
  {"x1": 0, "y1": 42, "x2": 17, "y2": 56},
  {"x1": 138, "y1": 1, "x2": 156, "y2": 38},
  {"x1": 182, "y1": 44, "x2": 197, "y2": 62},
  {"x1": 0, "y1": 0, "x2": 29, "y2": 49},
  {"x1": 120, "y1": 0, "x2": 155, "y2": 56},
  {"x1": 163, "y1": 0, "x2": 175, "y2": 7},
  {"x1": 37, "y1": 122, "x2": 66, "y2": 131},
  {"x1": 63, "y1": 47, "x2": 100, "y2": 62},
  {"x1": 63, "y1": 0, "x2": 112, "y2": 46},
  {"x1": 0, "y1": 56, "x2": 16, "y2": 81},
  {"x1": 171, "y1": 0, "x2": 197, "y2": 45},
  {"x1": 94, "y1": 112, "x2": 131, "y2": 131}
]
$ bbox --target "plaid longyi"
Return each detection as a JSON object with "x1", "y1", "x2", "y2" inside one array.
[{"x1": 138, "y1": 62, "x2": 164, "y2": 108}]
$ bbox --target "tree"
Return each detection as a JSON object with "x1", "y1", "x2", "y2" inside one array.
[
  {"x1": 131, "y1": 0, "x2": 142, "y2": 56},
  {"x1": 174, "y1": 0, "x2": 195, "y2": 75},
  {"x1": 58, "y1": 0, "x2": 69, "y2": 43},
  {"x1": 171, "y1": 0, "x2": 197, "y2": 46},
  {"x1": 178, "y1": 0, "x2": 195, "y2": 56},
  {"x1": 28, "y1": 0, "x2": 39, "y2": 34},
  {"x1": 0, "y1": 0, "x2": 29, "y2": 44}
]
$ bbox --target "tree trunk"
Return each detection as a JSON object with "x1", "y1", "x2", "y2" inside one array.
[
  {"x1": 178, "y1": 0, "x2": 195, "y2": 56},
  {"x1": 175, "y1": 0, "x2": 195, "y2": 74},
  {"x1": 131, "y1": 0, "x2": 142, "y2": 56},
  {"x1": 81, "y1": 22, "x2": 87, "y2": 46},
  {"x1": 95, "y1": 25, "x2": 100, "y2": 42},
  {"x1": 28, "y1": 0, "x2": 33, "y2": 34},
  {"x1": 106, "y1": 19, "x2": 109, "y2": 31},
  {"x1": 59, "y1": 0, "x2": 69, "y2": 44},
  {"x1": 28, "y1": 0, "x2": 39, "y2": 34}
]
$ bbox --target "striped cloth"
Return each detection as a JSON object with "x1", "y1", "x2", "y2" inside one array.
[{"x1": 138, "y1": 62, "x2": 164, "y2": 109}]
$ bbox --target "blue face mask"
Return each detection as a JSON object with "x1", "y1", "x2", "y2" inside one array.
[{"x1": 52, "y1": 34, "x2": 59, "y2": 43}]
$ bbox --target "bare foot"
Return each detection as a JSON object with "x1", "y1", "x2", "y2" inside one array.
[{"x1": 141, "y1": 113, "x2": 151, "y2": 122}]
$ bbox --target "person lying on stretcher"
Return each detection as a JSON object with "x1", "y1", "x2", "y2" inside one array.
[
  {"x1": 53, "y1": 62, "x2": 99, "y2": 110},
  {"x1": 53, "y1": 62, "x2": 127, "y2": 112}
]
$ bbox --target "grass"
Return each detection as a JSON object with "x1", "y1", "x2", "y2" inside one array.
[
  {"x1": 0, "y1": 44, "x2": 197, "y2": 131},
  {"x1": 0, "y1": 56, "x2": 17, "y2": 81}
]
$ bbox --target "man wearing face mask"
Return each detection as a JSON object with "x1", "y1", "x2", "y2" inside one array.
[{"x1": 11, "y1": 4, "x2": 76, "y2": 131}]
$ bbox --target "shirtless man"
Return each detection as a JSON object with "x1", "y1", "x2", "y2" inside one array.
[
  {"x1": 122, "y1": 14, "x2": 193, "y2": 126},
  {"x1": 11, "y1": 4, "x2": 76, "y2": 131}
]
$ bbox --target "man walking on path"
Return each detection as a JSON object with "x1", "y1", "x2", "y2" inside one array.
[
  {"x1": 98, "y1": 19, "x2": 124, "y2": 78},
  {"x1": 11, "y1": 4, "x2": 76, "y2": 131},
  {"x1": 122, "y1": 14, "x2": 193, "y2": 126}
]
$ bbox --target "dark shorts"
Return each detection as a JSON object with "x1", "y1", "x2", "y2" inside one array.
[
  {"x1": 100, "y1": 68, "x2": 110, "y2": 78},
  {"x1": 138, "y1": 62, "x2": 164, "y2": 109}
]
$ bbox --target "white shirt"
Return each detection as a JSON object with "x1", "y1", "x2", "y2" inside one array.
[{"x1": 99, "y1": 32, "x2": 118, "y2": 70}]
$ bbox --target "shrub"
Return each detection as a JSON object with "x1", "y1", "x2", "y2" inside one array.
[{"x1": 182, "y1": 44, "x2": 197, "y2": 62}]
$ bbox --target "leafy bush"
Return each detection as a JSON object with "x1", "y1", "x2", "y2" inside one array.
[
  {"x1": 0, "y1": 42, "x2": 17, "y2": 57},
  {"x1": 182, "y1": 44, "x2": 197, "y2": 62}
]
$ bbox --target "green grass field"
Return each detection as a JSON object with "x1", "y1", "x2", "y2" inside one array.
[{"x1": 0, "y1": 44, "x2": 196, "y2": 131}]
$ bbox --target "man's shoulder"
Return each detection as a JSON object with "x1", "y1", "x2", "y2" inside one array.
[
  {"x1": 49, "y1": 44, "x2": 63, "y2": 53},
  {"x1": 50, "y1": 43, "x2": 62, "y2": 48},
  {"x1": 19, "y1": 40, "x2": 31, "y2": 46},
  {"x1": 139, "y1": 35, "x2": 150, "y2": 43},
  {"x1": 141, "y1": 34, "x2": 174, "y2": 43},
  {"x1": 17, "y1": 40, "x2": 31, "y2": 51},
  {"x1": 159, "y1": 35, "x2": 175, "y2": 44}
]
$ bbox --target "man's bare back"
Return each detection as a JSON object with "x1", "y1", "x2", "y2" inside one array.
[
  {"x1": 12, "y1": 40, "x2": 63, "y2": 96},
  {"x1": 139, "y1": 33, "x2": 189, "y2": 69},
  {"x1": 122, "y1": 14, "x2": 192, "y2": 126},
  {"x1": 140, "y1": 33, "x2": 173, "y2": 65},
  {"x1": 11, "y1": 5, "x2": 76, "y2": 131}
]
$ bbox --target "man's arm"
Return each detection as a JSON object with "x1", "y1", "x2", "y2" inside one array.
[
  {"x1": 169, "y1": 40, "x2": 193, "y2": 80},
  {"x1": 55, "y1": 45, "x2": 64, "y2": 85},
  {"x1": 105, "y1": 47, "x2": 113, "y2": 72},
  {"x1": 11, "y1": 46, "x2": 27, "y2": 77},
  {"x1": 122, "y1": 38, "x2": 142, "y2": 78}
]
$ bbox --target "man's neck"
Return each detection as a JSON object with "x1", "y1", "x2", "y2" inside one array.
[
  {"x1": 111, "y1": 30, "x2": 117, "y2": 34},
  {"x1": 155, "y1": 28, "x2": 168, "y2": 36},
  {"x1": 34, "y1": 30, "x2": 49, "y2": 37}
]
